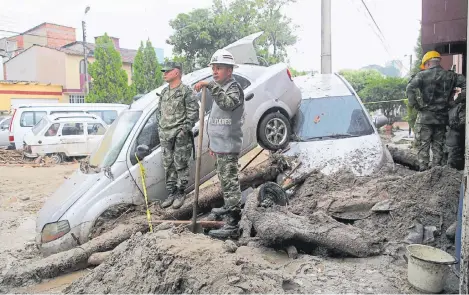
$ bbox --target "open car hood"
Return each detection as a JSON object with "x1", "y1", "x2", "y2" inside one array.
[{"x1": 224, "y1": 31, "x2": 263, "y2": 65}]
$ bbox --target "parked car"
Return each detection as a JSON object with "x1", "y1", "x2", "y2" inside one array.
[
  {"x1": 8, "y1": 103, "x2": 127, "y2": 150},
  {"x1": 36, "y1": 31, "x2": 302, "y2": 256},
  {"x1": 23, "y1": 114, "x2": 108, "y2": 164},
  {"x1": 0, "y1": 116, "x2": 12, "y2": 147},
  {"x1": 283, "y1": 74, "x2": 394, "y2": 177}
]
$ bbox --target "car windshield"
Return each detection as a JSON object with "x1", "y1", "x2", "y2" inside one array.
[
  {"x1": 32, "y1": 117, "x2": 50, "y2": 135},
  {"x1": 293, "y1": 95, "x2": 374, "y2": 141},
  {"x1": 89, "y1": 111, "x2": 142, "y2": 169}
]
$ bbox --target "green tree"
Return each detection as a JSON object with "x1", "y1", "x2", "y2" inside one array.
[
  {"x1": 86, "y1": 33, "x2": 132, "y2": 104},
  {"x1": 359, "y1": 76, "x2": 407, "y2": 123},
  {"x1": 289, "y1": 68, "x2": 307, "y2": 77},
  {"x1": 166, "y1": 0, "x2": 297, "y2": 70},
  {"x1": 132, "y1": 39, "x2": 163, "y2": 95},
  {"x1": 339, "y1": 69, "x2": 383, "y2": 93}
]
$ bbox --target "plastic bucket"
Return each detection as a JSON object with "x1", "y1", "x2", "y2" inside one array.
[{"x1": 406, "y1": 244, "x2": 456, "y2": 293}]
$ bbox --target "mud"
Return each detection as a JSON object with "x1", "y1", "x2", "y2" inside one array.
[
  {"x1": 291, "y1": 165, "x2": 462, "y2": 251},
  {"x1": 65, "y1": 230, "x2": 406, "y2": 294}
]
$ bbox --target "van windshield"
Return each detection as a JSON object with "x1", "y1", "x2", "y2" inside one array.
[
  {"x1": 32, "y1": 118, "x2": 49, "y2": 135},
  {"x1": 293, "y1": 95, "x2": 374, "y2": 141},
  {"x1": 89, "y1": 111, "x2": 142, "y2": 168}
]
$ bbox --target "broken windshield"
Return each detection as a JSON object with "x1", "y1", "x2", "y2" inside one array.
[
  {"x1": 293, "y1": 95, "x2": 374, "y2": 141},
  {"x1": 88, "y1": 110, "x2": 142, "y2": 169}
]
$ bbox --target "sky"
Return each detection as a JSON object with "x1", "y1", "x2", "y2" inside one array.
[{"x1": 0, "y1": 0, "x2": 421, "y2": 73}]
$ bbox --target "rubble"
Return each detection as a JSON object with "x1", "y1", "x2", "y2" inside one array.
[{"x1": 0, "y1": 149, "x2": 78, "y2": 166}]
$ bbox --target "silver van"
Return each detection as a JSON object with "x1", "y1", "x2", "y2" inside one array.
[{"x1": 36, "y1": 32, "x2": 302, "y2": 256}]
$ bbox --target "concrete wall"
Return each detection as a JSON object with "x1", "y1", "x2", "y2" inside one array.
[
  {"x1": 23, "y1": 27, "x2": 47, "y2": 49},
  {"x1": 0, "y1": 82, "x2": 65, "y2": 112},
  {"x1": 4, "y1": 47, "x2": 38, "y2": 81}
]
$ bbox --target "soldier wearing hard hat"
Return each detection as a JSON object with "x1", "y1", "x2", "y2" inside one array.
[
  {"x1": 194, "y1": 49, "x2": 245, "y2": 239},
  {"x1": 406, "y1": 50, "x2": 466, "y2": 171}
]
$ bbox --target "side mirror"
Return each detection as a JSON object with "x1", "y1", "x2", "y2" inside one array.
[
  {"x1": 193, "y1": 129, "x2": 199, "y2": 137},
  {"x1": 245, "y1": 93, "x2": 254, "y2": 101},
  {"x1": 136, "y1": 144, "x2": 150, "y2": 161}
]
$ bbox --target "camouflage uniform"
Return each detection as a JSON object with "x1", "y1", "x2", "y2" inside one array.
[
  {"x1": 157, "y1": 67, "x2": 199, "y2": 200},
  {"x1": 406, "y1": 65, "x2": 466, "y2": 170},
  {"x1": 446, "y1": 90, "x2": 466, "y2": 170},
  {"x1": 206, "y1": 77, "x2": 245, "y2": 239}
]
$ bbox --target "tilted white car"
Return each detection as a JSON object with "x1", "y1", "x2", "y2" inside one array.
[
  {"x1": 23, "y1": 114, "x2": 108, "y2": 163},
  {"x1": 36, "y1": 31, "x2": 302, "y2": 256}
]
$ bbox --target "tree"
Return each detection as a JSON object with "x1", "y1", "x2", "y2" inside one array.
[
  {"x1": 410, "y1": 26, "x2": 423, "y2": 76},
  {"x1": 166, "y1": 0, "x2": 297, "y2": 70},
  {"x1": 359, "y1": 76, "x2": 407, "y2": 123},
  {"x1": 289, "y1": 68, "x2": 307, "y2": 77},
  {"x1": 132, "y1": 39, "x2": 163, "y2": 95},
  {"x1": 86, "y1": 33, "x2": 132, "y2": 104},
  {"x1": 339, "y1": 69, "x2": 383, "y2": 93}
]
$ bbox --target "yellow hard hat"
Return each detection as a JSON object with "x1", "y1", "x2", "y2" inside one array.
[{"x1": 420, "y1": 50, "x2": 441, "y2": 70}]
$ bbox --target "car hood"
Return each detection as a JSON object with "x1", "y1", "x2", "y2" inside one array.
[
  {"x1": 224, "y1": 31, "x2": 263, "y2": 65},
  {"x1": 36, "y1": 169, "x2": 105, "y2": 232},
  {"x1": 283, "y1": 134, "x2": 386, "y2": 177}
]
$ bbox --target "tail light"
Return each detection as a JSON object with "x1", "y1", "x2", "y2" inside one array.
[
  {"x1": 286, "y1": 69, "x2": 293, "y2": 81},
  {"x1": 9, "y1": 109, "x2": 16, "y2": 142}
]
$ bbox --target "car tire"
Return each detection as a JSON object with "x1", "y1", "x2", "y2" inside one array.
[
  {"x1": 49, "y1": 153, "x2": 63, "y2": 164},
  {"x1": 258, "y1": 111, "x2": 291, "y2": 151}
]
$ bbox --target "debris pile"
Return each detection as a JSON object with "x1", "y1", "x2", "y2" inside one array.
[{"x1": 0, "y1": 149, "x2": 27, "y2": 165}]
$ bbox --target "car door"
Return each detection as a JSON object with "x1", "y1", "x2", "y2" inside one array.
[
  {"x1": 0, "y1": 118, "x2": 11, "y2": 147},
  {"x1": 127, "y1": 109, "x2": 167, "y2": 202},
  {"x1": 86, "y1": 122, "x2": 107, "y2": 154},
  {"x1": 59, "y1": 122, "x2": 87, "y2": 156}
]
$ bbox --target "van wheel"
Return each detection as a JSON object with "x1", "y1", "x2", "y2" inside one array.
[
  {"x1": 49, "y1": 153, "x2": 63, "y2": 164},
  {"x1": 258, "y1": 112, "x2": 291, "y2": 151}
]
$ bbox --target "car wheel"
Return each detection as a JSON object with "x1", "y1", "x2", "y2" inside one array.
[
  {"x1": 49, "y1": 153, "x2": 63, "y2": 164},
  {"x1": 258, "y1": 112, "x2": 291, "y2": 151}
]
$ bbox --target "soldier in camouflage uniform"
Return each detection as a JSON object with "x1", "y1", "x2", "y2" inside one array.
[
  {"x1": 194, "y1": 49, "x2": 245, "y2": 239},
  {"x1": 158, "y1": 62, "x2": 199, "y2": 209},
  {"x1": 446, "y1": 87, "x2": 466, "y2": 170},
  {"x1": 406, "y1": 51, "x2": 466, "y2": 171}
]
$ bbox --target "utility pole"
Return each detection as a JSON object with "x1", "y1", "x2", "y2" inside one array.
[
  {"x1": 321, "y1": 0, "x2": 332, "y2": 74},
  {"x1": 459, "y1": 1, "x2": 469, "y2": 292},
  {"x1": 82, "y1": 6, "x2": 90, "y2": 96}
]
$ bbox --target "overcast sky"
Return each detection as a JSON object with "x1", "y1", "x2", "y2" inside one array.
[{"x1": 0, "y1": 0, "x2": 421, "y2": 73}]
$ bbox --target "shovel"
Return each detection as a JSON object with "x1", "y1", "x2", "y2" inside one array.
[{"x1": 191, "y1": 87, "x2": 207, "y2": 233}]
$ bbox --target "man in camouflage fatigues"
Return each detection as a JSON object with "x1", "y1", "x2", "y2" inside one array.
[
  {"x1": 194, "y1": 49, "x2": 244, "y2": 239},
  {"x1": 406, "y1": 51, "x2": 466, "y2": 171},
  {"x1": 446, "y1": 87, "x2": 466, "y2": 170},
  {"x1": 158, "y1": 62, "x2": 199, "y2": 209}
]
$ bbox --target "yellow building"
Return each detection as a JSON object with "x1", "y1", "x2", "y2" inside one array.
[
  {"x1": 4, "y1": 35, "x2": 136, "y2": 106},
  {"x1": 0, "y1": 81, "x2": 65, "y2": 113}
]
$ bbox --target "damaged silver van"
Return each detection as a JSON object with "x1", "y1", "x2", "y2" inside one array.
[{"x1": 36, "y1": 32, "x2": 302, "y2": 256}]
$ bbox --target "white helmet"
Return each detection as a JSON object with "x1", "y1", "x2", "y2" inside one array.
[{"x1": 208, "y1": 49, "x2": 238, "y2": 67}]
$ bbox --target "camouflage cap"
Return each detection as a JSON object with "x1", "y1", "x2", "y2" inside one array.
[{"x1": 161, "y1": 61, "x2": 182, "y2": 72}]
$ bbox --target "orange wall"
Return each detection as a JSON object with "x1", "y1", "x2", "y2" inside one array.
[{"x1": 0, "y1": 83, "x2": 66, "y2": 112}]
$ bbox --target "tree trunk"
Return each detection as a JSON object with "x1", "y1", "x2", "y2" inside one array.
[{"x1": 387, "y1": 145, "x2": 420, "y2": 171}]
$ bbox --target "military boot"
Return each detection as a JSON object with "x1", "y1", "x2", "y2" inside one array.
[
  {"x1": 161, "y1": 193, "x2": 175, "y2": 208},
  {"x1": 172, "y1": 191, "x2": 186, "y2": 209},
  {"x1": 205, "y1": 206, "x2": 231, "y2": 221},
  {"x1": 208, "y1": 206, "x2": 241, "y2": 239}
]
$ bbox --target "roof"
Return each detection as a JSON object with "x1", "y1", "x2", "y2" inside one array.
[
  {"x1": 22, "y1": 22, "x2": 75, "y2": 35},
  {"x1": 47, "y1": 113, "x2": 104, "y2": 123},
  {"x1": 293, "y1": 74, "x2": 354, "y2": 99},
  {"x1": 61, "y1": 41, "x2": 137, "y2": 64},
  {"x1": 0, "y1": 80, "x2": 62, "y2": 87}
]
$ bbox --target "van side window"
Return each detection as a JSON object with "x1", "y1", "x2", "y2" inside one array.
[
  {"x1": 87, "y1": 123, "x2": 106, "y2": 135},
  {"x1": 62, "y1": 123, "x2": 84, "y2": 136},
  {"x1": 45, "y1": 123, "x2": 60, "y2": 137},
  {"x1": 20, "y1": 111, "x2": 47, "y2": 127},
  {"x1": 130, "y1": 110, "x2": 159, "y2": 165},
  {"x1": 88, "y1": 111, "x2": 118, "y2": 125}
]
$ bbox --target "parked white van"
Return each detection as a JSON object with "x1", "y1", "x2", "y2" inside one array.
[
  {"x1": 8, "y1": 103, "x2": 127, "y2": 150},
  {"x1": 23, "y1": 114, "x2": 108, "y2": 163}
]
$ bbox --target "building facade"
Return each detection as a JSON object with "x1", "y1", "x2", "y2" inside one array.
[{"x1": 0, "y1": 81, "x2": 65, "y2": 112}]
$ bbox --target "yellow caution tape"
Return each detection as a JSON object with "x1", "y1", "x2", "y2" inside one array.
[{"x1": 135, "y1": 153, "x2": 153, "y2": 233}]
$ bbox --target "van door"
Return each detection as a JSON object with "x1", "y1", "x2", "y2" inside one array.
[
  {"x1": 127, "y1": 110, "x2": 167, "y2": 201},
  {"x1": 15, "y1": 110, "x2": 47, "y2": 149},
  {"x1": 59, "y1": 122, "x2": 87, "y2": 156},
  {"x1": 85, "y1": 122, "x2": 107, "y2": 154}
]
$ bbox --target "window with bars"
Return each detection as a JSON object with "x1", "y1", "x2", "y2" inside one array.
[{"x1": 69, "y1": 95, "x2": 85, "y2": 103}]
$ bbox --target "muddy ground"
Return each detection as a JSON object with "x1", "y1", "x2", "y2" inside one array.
[{"x1": 0, "y1": 163, "x2": 78, "y2": 285}]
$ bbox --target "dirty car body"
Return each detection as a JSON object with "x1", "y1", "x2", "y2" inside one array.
[
  {"x1": 284, "y1": 74, "x2": 394, "y2": 177},
  {"x1": 23, "y1": 114, "x2": 108, "y2": 159},
  {"x1": 36, "y1": 32, "x2": 302, "y2": 256}
]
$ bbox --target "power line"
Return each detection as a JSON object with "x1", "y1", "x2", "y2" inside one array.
[
  {"x1": 0, "y1": 28, "x2": 77, "y2": 43},
  {"x1": 360, "y1": 0, "x2": 386, "y2": 43}
]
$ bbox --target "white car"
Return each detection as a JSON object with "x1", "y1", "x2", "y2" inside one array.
[
  {"x1": 23, "y1": 114, "x2": 108, "y2": 163},
  {"x1": 284, "y1": 74, "x2": 394, "y2": 177},
  {"x1": 36, "y1": 31, "x2": 302, "y2": 256},
  {"x1": 0, "y1": 116, "x2": 11, "y2": 147}
]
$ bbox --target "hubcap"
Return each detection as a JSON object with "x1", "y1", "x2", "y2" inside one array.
[{"x1": 265, "y1": 118, "x2": 287, "y2": 146}]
